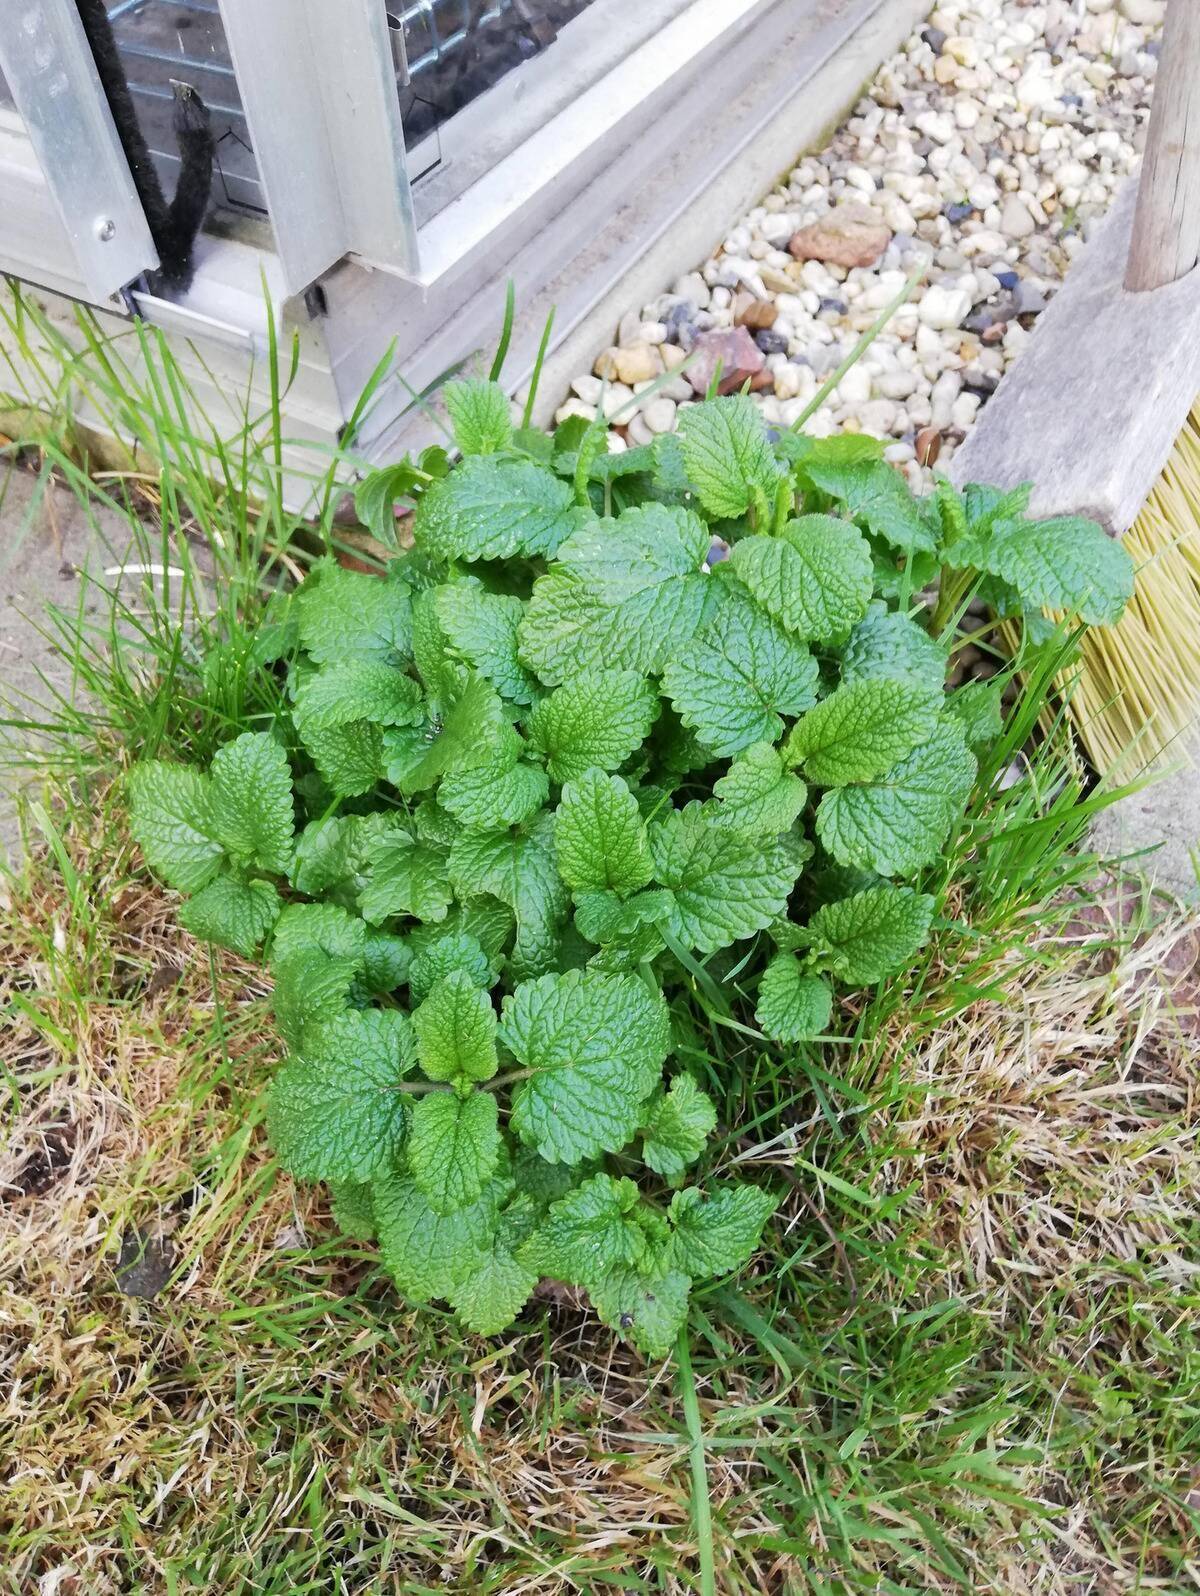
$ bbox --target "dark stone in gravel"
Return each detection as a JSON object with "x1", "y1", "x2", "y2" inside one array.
[
  {"x1": 921, "y1": 26, "x2": 947, "y2": 53},
  {"x1": 818, "y1": 297, "x2": 848, "y2": 316},
  {"x1": 664, "y1": 301, "x2": 699, "y2": 349},
  {"x1": 995, "y1": 270, "x2": 1019, "y2": 290},
  {"x1": 944, "y1": 201, "x2": 974, "y2": 223},
  {"x1": 966, "y1": 297, "x2": 1018, "y2": 333},
  {"x1": 753, "y1": 329, "x2": 789, "y2": 356},
  {"x1": 115, "y1": 1227, "x2": 175, "y2": 1300},
  {"x1": 1013, "y1": 281, "x2": 1048, "y2": 315}
]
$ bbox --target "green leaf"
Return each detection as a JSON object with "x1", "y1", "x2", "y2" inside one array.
[
  {"x1": 444, "y1": 378, "x2": 513, "y2": 456},
  {"x1": 802, "y1": 457, "x2": 937, "y2": 554},
  {"x1": 412, "y1": 798, "x2": 463, "y2": 850},
  {"x1": 362, "y1": 931, "x2": 412, "y2": 993},
  {"x1": 573, "y1": 888, "x2": 660, "y2": 945},
  {"x1": 435, "y1": 581, "x2": 538, "y2": 705},
  {"x1": 301, "y1": 721, "x2": 382, "y2": 798},
  {"x1": 267, "y1": 1009, "x2": 416, "y2": 1183},
  {"x1": 447, "y1": 1198, "x2": 539, "y2": 1334},
  {"x1": 660, "y1": 591, "x2": 819, "y2": 757},
  {"x1": 518, "y1": 504, "x2": 721, "y2": 684},
  {"x1": 518, "y1": 1172, "x2": 650, "y2": 1287},
  {"x1": 978, "y1": 515, "x2": 1133, "y2": 626},
  {"x1": 353, "y1": 462, "x2": 423, "y2": 546},
  {"x1": 501, "y1": 969, "x2": 671, "y2": 1164},
  {"x1": 295, "y1": 559, "x2": 412, "y2": 665},
  {"x1": 783, "y1": 679, "x2": 942, "y2": 787},
  {"x1": 816, "y1": 719, "x2": 977, "y2": 877},
  {"x1": 411, "y1": 900, "x2": 514, "y2": 968},
  {"x1": 448, "y1": 823, "x2": 569, "y2": 979},
  {"x1": 127, "y1": 761, "x2": 223, "y2": 893},
  {"x1": 375, "y1": 1169, "x2": 507, "y2": 1302},
  {"x1": 289, "y1": 812, "x2": 410, "y2": 905},
  {"x1": 292, "y1": 662, "x2": 425, "y2": 734},
  {"x1": 272, "y1": 901, "x2": 367, "y2": 965},
  {"x1": 329, "y1": 1180, "x2": 377, "y2": 1240},
  {"x1": 946, "y1": 677, "x2": 1005, "y2": 747},
  {"x1": 554, "y1": 770, "x2": 652, "y2": 895},
  {"x1": 271, "y1": 947, "x2": 360, "y2": 1050},
  {"x1": 525, "y1": 669, "x2": 660, "y2": 783},
  {"x1": 840, "y1": 603, "x2": 947, "y2": 692},
  {"x1": 647, "y1": 805, "x2": 804, "y2": 955},
  {"x1": 807, "y1": 884, "x2": 935, "y2": 983},
  {"x1": 409, "y1": 585, "x2": 459, "y2": 705},
  {"x1": 666, "y1": 1184, "x2": 778, "y2": 1277},
  {"x1": 755, "y1": 955, "x2": 832, "y2": 1043},
  {"x1": 676, "y1": 394, "x2": 780, "y2": 520},
  {"x1": 640, "y1": 1075, "x2": 717, "y2": 1180},
  {"x1": 409, "y1": 1089, "x2": 501, "y2": 1214},
  {"x1": 207, "y1": 732, "x2": 295, "y2": 874},
  {"x1": 707, "y1": 743, "x2": 807, "y2": 838},
  {"x1": 938, "y1": 480, "x2": 1034, "y2": 567},
  {"x1": 415, "y1": 457, "x2": 584, "y2": 562},
  {"x1": 359, "y1": 833, "x2": 452, "y2": 925},
  {"x1": 512, "y1": 1145, "x2": 587, "y2": 1205},
  {"x1": 590, "y1": 1260, "x2": 690, "y2": 1359},
  {"x1": 391, "y1": 672, "x2": 510, "y2": 796},
  {"x1": 412, "y1": 970, "x2": 499, "y2": 1083},
  {"x1": 439, "y1": 737, "x2": 550, "y2": 831},
  {"x1": 409, "y1": 931, "x2": 492, "y2": 1004},
  {"x1": 179, "y1": 874, "x2": 280, "y2": 957},
  {"x1": 729, "y1": 516, "x2": 873, "y2": 643}
]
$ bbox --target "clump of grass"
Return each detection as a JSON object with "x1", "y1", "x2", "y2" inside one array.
[{"x1": 0, "y1": 282, "x2": 406, "y2": 788}]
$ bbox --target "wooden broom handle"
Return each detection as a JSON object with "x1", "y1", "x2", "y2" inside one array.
[{"x1": 1126, "y1": 0, "x2": 1200, "y2": 292}]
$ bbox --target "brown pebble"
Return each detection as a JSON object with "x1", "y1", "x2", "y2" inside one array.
[
  {"x1": 685, "y1": 326, "x2": 766, "y2": 396},
  {"x1": 748, "y1": 368, "x2": 775, "y2": 393},
  {"x1": 788, "y1": 203, "x2": 891, "y2": 270},
  {"x1": 916, "y1": 426, "x2": 943, "y2": 467},
  {"x1": 981, "y1": 322, "x2": 1008, "y2": 344},
  {"x1": 735, "y1": 298, "x2": 778, "y2": 331}
]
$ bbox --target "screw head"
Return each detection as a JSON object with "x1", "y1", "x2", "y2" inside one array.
[{"x1": 95, "y1": 217, "x2": 117, "y2": 243}]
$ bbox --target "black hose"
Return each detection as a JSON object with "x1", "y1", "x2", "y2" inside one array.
[{"x1": 73, "y1": 0, "x2": 214, "y2": 289}]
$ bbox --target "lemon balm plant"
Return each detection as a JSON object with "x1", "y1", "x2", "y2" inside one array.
[{"x1": 126, "y1": 385, "x2": 1134, "y2": 1356}]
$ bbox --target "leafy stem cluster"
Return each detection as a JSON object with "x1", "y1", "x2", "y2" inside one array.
[{"x1": 127, "y1": 379, "x2": 1132, "y2": 1357}]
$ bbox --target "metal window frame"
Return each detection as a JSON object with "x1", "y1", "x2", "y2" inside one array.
[
  {"x1": 0, "y1": 0, "x2": 159, "y2": 301},
  {"x1": 216, "y1": 0, "x2": 419, "y2": 294}
]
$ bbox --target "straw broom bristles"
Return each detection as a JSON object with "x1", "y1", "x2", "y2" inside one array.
[
  {"x1": 1069, "y1": 401, "x2": 1200, "y2": 781},
  {"x1": 997, "y1": 402, "x2": 1200, "y2": 783}
]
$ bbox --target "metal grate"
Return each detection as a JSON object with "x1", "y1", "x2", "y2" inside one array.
[{"x1": 103, "y1": 0, "x2": 598, "y2": 218}]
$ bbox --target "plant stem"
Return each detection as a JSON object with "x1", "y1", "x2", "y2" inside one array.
[
  {"x1": 931, "y1": 566, "x2": 977, "y2": 640},
  {"x1": 487, "y1": 1066, "x2": 536, "y2": 1090},
  {"x1": 676, "y1": 1329, "x2": 716, "y2": 1596},
  {"x1": 386, "y1": 1067, "x2": 535, "y2": 1097}
]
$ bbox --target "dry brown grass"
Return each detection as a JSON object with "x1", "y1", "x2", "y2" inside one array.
[
  {"x1": 1, "y1": 820, "x2": 1198, "y2": 1594},
  {"x1": 894, "y1": 895, "x2": 1200, "y2": 1593}
]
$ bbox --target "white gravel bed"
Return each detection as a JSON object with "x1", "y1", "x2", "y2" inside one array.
[{"x1": 558, "y1": 0, "x2": 1163, "y2": 488}]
